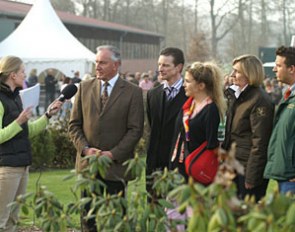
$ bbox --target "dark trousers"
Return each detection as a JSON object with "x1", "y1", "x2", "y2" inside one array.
[
  {"x1": 45, "y1": 91, "x2": 55, "y2": 109},
  {"x1": 234, "y1": 174, "x2": 269, "y2": 202},
  {"x1": 81, "y1": 178, "x2": 126, "y2": 232}
]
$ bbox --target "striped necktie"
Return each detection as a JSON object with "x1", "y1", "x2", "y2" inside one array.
[
  {"x1": 166, "y1": 87, "x2": 175, "y2": 101},
  {"x1": 101, "y1": 82, "x2": 109, "y2": 108}
]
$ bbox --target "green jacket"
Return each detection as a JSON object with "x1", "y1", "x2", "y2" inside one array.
[{"x1": 264, "y1": 94, "x2": 295, "y2": 181}]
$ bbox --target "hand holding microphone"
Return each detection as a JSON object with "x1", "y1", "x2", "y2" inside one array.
[{"x1": 46, "y1": 84, "x2": 78, "y2": 118}]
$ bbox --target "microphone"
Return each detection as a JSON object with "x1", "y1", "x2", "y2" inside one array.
[
  {"x1": 58, "y1": 84, "x2": 78, "y2": 102},
  {"x1": 49, "y1": 84, "x2": 78, "y2": 111}
]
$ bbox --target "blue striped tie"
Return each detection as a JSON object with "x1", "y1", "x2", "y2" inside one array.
[{"x1": 166, "y1": 87, "x2": 174, "y2": 101}]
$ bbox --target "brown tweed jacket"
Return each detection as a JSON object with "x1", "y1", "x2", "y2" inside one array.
[{"x1": 68, "y1": 77, "x2": 144, "y2": 181}]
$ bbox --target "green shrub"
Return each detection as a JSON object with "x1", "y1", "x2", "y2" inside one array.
[
  {"x1": 15, "y1": 145, "x2": 295, "y2": 231},
  {"x1": 30, "y1": 114, "x2": 76, "y2": 169},
  {"x1": 49, "y1": 116, "x2": 76, "y2": 168},
  {"x1": 30, "y1": 130, "x2": 56, "y2": 169}
]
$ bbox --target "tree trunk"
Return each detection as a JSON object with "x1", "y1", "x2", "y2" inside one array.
[
  {"x1": 282, "y1": 0, "x2": 288, "y2": 45},
  {"x1": 181, "y1": 0, "x2": 187, "y2": 54},
  {"x1": 194, "y1": 0, "x2": 198, "y2": 33}
]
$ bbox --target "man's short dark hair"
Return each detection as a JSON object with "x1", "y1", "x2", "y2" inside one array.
[
  {"x1": 276, "y1": 46, "x2": 295, "y2": 67},
  {"x1": 159, "y1": 47, "x2": 185, "y2": 67}
]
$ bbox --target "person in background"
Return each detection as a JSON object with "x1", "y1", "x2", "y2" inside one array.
[
  {"x1": 148, "y1": 69, "x2": 157, "y2": 82},
  {"x1": 27, "y1": 68, "x2": 40, "y2": 116},
  {"x1": 71, "y1": 71, "x2": 81, "y2": 84},
  {"x1": 139, "y1": 72, "x2": 153, "y2": 93},
  {"x1": 44, "y1": 69, "x2": 57, "y2": 109},
  {"x1": 264, "y1": 78, "x2": 282, "y2": 105},
  {"x1": 0, "y1": 56, "x2": 62, "y2": 232},
  {"x1": 146, "y1": 47, "x2": 187, "y2": 200},
  {"x1": 134, "y1": 72, "x2": 141, "y2": 85},
  {"x1": 22, "y1": 80, "x2": 28, "y2": 89},
  {"x1": 271, "y1": 78, "x2": 283, "y2": 105},
  {"x1": 170, "y1": 62, "x2": 226, "y2": 179},
  {"x1": 223, "y1": 74, "x2": 234, "y2": 89},
  {"x1": 82, "y1": 73, "x2": 93, "y2": 82},
  {"x1": 222, "y1": 54, "x2": 274, "y2": 202},
  {"x1": 152, "y1": 71, "x2": 163, "y2": 88},
  {"x1": 126, "y1": 73, "x2": 138, "y2": 85},
  {"x1": 59, "y1": 75, "x2": 72, "y2": 119},
  {"x1": 264, "y1": 46, "x2": 295, "y2": 194},
  {"x1": 68, "y1": 45, "x2": 144, "y2": 232},
  {"x1": 27, "y1": 69, "x2": 38, "y2": 88}
]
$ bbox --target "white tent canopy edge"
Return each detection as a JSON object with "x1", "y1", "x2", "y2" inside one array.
[{"x1": 0, "y1": 0, "x2": 95, "y2": 77}]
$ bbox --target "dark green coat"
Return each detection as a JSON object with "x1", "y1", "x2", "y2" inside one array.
[{"x1": 264, "y1": 93, "x2": 295, "y2": 181}]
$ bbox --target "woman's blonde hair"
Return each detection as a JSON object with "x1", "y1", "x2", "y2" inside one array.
[
  {"x1": 186, "y1": 61, "x2": 227, "y2": 121},
  {"x1": 0, "y1": 56, "x2": 23, "y2": 83},
  {"x1": 232, "y1": 54, "x2": 264, "y2": 87}
]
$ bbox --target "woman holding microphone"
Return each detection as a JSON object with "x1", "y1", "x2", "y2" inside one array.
[{"x1": 0, "y1": 56, "x2": 62, "y2": 232}]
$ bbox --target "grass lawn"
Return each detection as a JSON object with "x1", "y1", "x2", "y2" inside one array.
[
  {"x1": 20, "y1": 169, "x2": 79, "y2": 230},
  {"x1": 26, "y1": 169, "x2": 77, "y2": 204}
]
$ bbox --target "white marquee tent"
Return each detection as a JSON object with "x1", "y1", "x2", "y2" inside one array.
[{"x1": 0, "y1": 0, "x2": 95, "y2": 77}]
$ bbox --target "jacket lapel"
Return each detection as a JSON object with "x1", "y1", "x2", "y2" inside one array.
[
  {"x1": 90, "y1": 79, "x2": 102, "y2": 113},
  {"x1": 165, "y1": 87, "x2": 186, "y2": 123},
  {"x1": 155, "y1": 85, "x2": 165, "y2": 123}
]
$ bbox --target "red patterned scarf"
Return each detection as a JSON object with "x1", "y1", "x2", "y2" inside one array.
[
  {"x1": 182, "y1": 97, "x2": 195, "y2": 141},
  {"x1": 171, "y1": 96, "x2": 212, "y2": 163}
]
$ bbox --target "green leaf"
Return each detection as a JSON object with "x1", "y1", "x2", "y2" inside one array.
[
  {"x1": 114, "y1": 221, "x2": 124, "y2": 231},
  {"x1": 90, "y1": 161, "x2": 98, "y2": 174},
  {"x1": 62, "y1": 173, "x2": 75, "y2": 181},
  {"x1": 21, "y1": 205, "x2": 29, "y2": 215},
  {"x1": 79, "y1": 197, "x2": 92, "y2": 207},
  {"x1": 158, "y1": 199, "x2": 174, "y2": 209},
  {"x1": 286, "y1": 203, "x2": 295, "y2": 225}
]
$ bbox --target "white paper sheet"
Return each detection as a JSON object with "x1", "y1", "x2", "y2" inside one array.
[{"x1": 19, "y1": 83, "x2": 40, "y2": 109}]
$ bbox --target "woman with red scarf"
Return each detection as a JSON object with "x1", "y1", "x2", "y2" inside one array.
[{"x1": 170, "y1": 62, "x2": 226, "y2": 182}]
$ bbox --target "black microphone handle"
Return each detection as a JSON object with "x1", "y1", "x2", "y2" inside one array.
[
  {"x1": 57, "y1": 94, "x2": 66, "y2": 102},
  {"x1": 49, "y1": 94, "x2": 65, "y2": 111}
]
